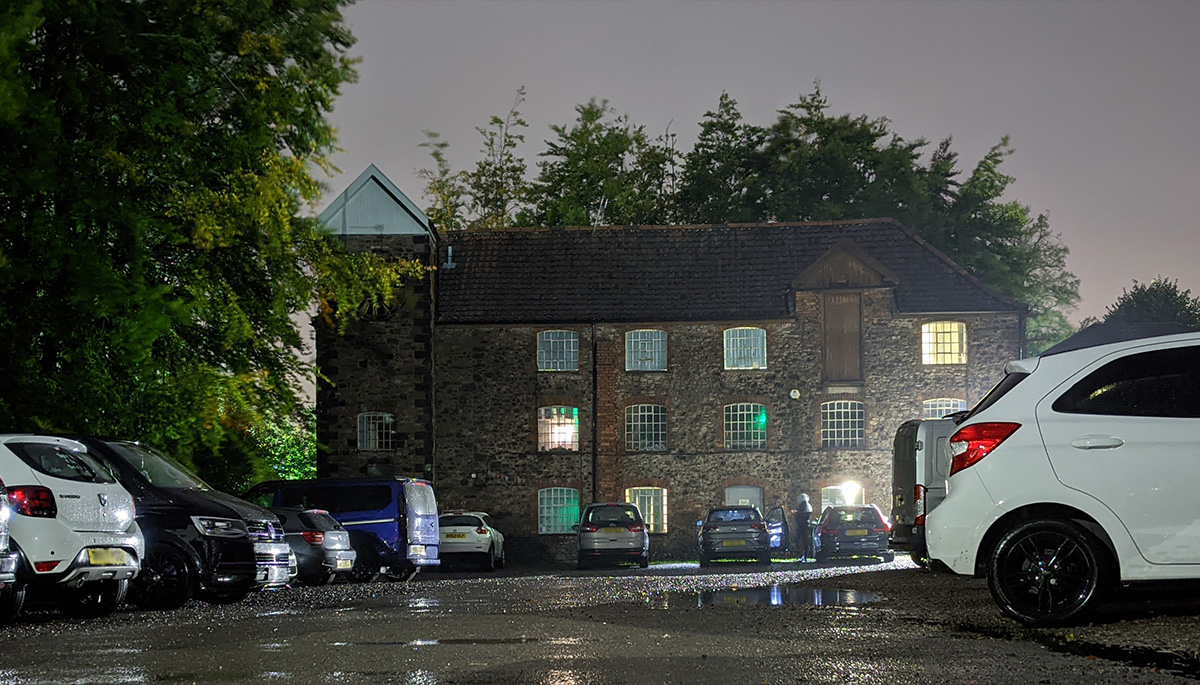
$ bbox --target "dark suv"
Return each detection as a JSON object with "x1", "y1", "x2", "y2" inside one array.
[
  {"x1": 813, "y1": 505, "x2": 894, "y2": 563},
  {"x1": 697, "y1": 505, "x2": 771, "y2": 566}
]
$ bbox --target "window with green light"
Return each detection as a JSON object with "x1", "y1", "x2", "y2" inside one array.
[
  {"x1": 724, "y1": 403, "x2": 767, "y2": 450},
  {"x1": 538, "y1": 487, "x2": 580, "y2": 534}
]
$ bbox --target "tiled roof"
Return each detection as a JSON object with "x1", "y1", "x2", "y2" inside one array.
[{"x1": 436, "y1": 220, "x2": 1026, "y2": 324}]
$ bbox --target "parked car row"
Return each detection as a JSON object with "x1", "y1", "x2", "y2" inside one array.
[
  {"x1": 0, "y1": 434, "x2": 447, "y2": 624},
  {"x1": 924, "y1": 326, "x2": 1200, "y2": 627}
]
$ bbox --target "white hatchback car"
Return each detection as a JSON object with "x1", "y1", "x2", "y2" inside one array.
[
  {"x1": 438, "y1": 511, "x2": 505, "y2": 571},
  {"x1": 0, "y1": 435, "x2": 144, "y2": 620},
  {"x1": 927, "y1": 329, "x2": 1200, "y2": 626}
]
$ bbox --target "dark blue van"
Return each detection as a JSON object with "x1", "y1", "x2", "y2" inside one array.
[{"x1": 245, "y1": 477, "x2": 439, "y2": 581}]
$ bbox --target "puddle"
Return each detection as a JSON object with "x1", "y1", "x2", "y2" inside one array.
[{"x1": 659, "y1": 585, "x2": 880, "y2": 608}]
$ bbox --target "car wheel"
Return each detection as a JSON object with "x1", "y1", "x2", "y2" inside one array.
[
  {"x1": 58, "y1": 578, "x2": 128, "y2": 620},
  {"x1": 577, "y1": 553, "x2": 590, "y2": 571},
  {"x1": 815, "y1": 551, "x2": 829, "y2": 564},
  {"x1": 482, "y1": 546, "x2": 496, "y2": 572},
  {"x1": 758, "y1": 552, "x2": 772, "y2": 566},
  {"x1": 196, "y1": 589, "x2": 250, "y2": 605},
  {"x1": 386, "y1": 568, "x2": 419, "y2": 582},
  {"x1": 497, "y1": 546, "x2": 507, "y2": 569},
  {"x1": 131, "y1": 544, "x2": 194, "y2": 611},
  {"x1": 638, "y1": 553, "x2": 650, "y2": 569},
  {"x1": 350, "y1": 546, "x2": 381, "y2": 583},
  {"x1": 698, "y1": 553, "x2": 710, "y2": 568},
  {"x1": 881, "y1": 551, "x2": 895, "y2": 563},
  {"x1": 0, "y1": 579, "x2": 27, "y2": 625},
  {"x1": 988, "y1": 519, "x2": 1109, "y2": 627}
]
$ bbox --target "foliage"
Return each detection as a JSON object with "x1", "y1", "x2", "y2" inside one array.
[
  {"x1": 416, "y1": 130, "x2": 467, "y2": 232},
  {"x1": 464, "y1": 86, "x2": 532, "y2": 230},
  {"x1": 676, "y1": 92, "x2": 764, "y2": 224},
  {"x1": 1101, "y1": 278, "x2": 1200, "y2": 327},
  {"x1": 252, "y1": 410, "x2": 318, "y2": 482},
  {"x1": 0, "y1": 0, "x2": 423, "y2": 486}
]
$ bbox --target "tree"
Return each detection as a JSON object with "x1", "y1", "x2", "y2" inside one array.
[
  {"x1": 464, "y1": 86, "x2": 532, "y2": 230},
  {"x1": 529, "y1": 99, "x2": 676, "y2": 227},
  {"x1": 0, "y1": 0, "x2": 422, "y2": 488},
  {"x1": 416, "y1": 130, "x2": 467, "y2": 232},
  {"x1": 676, "y1": 92, "x2": 764, "y2": 224},
  {"x1": 1102, "y1": 278, "x2": 1200, "y2": 327}
]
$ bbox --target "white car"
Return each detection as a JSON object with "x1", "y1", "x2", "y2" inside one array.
[
  {"x1": 0, "y1": 435, "x2": 144, "y2": 620},
  {"x1": 0, "y1": 477, "x2": 19, "y2": 622},
  {"x1": 438, "y1": 511, "x2": 505, "y2": 571},
  {"x1": 926, "y1": 328, "x2": 1200, "y2": 626}
]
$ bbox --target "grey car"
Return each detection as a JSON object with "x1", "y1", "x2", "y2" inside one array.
[
  {"x1": 698, "y1": 505, "x2": 771, "y2": 566},
  {"x1": 272, "y1": 508, "x2": 356, "y2": 586},
  {"x1": 813, "y1": 504, "x2": 894, "y2": 563},
  {"x1": 575, "y1": 502, "x2": 650, "y2": 569}
]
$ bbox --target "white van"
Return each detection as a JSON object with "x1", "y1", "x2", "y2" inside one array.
[{"x1": 889, "y1": 417, "x2": 957, "y2": 565}]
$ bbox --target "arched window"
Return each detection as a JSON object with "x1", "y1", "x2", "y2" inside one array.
[
  {"x1": 538, "y1": 487, "x2": 580, "y2": 534},
  {"x1": 724, "y1": 403, "x2": 767, "y2": 450},
  {"x1": 923, "y1": 398, "x2": 967, "y2": 419},
  {"x1": 921, "y1": 321, "x2": 967, "y2": 365},
  {"x1": 723, "y1": 327, "x2": 767, "y2": 370},
  {"x1": 625, "y1": 487, "x2": 668, "y2": 533},
  {"x1": 625, "y1": 404, "x2": 667, "y2": 451},
  {"x1": 357, "y1": 412, "x2": 395, "y2": 450},
  {"x1": 821, "y1": 400, "x2": 865, "y2": 448}
]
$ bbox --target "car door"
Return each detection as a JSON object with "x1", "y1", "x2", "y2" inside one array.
[
  {"x1": 1036, "y1": 342, "x2": 1200, "y2": 564},
  {"x1": 765, "y1": 506, "x2": 789, "y2": 550}
]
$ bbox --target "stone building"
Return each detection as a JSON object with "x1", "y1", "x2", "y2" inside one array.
[{"x1": 314, "y1": 168, "x2": 1027, "y2": 562}]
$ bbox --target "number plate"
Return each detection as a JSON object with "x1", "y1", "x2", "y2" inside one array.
[
  {"x1": 602, "y1": 527, "x2": 626, "y2": 533},
  {"x1": 87, "y1": 548, "x2": 126, "y2": 566},
  {"x1": 723, "y1": 539, "x2": 747, "y2": 547},
  {"x1": 336, "y1": 559, "x2": 353, "y2": 570},
  {"x1": 444, "y1": 533, "x2": 467, "y2": 539},
  {"x1": 846, "y1": 529, "x2": 869, "y2": 537}
]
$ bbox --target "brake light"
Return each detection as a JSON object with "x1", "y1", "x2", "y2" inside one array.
[
  {"x1": 702, "y1": 524, "x2": 720, "y2": 532},
  {"x1": 914, "y1": 484, "x2": 927, "y2": 514},
  {"x1": 34, "y1": 560, "x2": 62, "y2": 572},
  {"x1": 476, "y1": 527, "x2": 489, "y2": 535},
  {"x1": 628, "y1": 523, "x2": 645, "y2": 533},
  {"x1": 8, "y1": 485, "x2": 57, "y2": 517},
  {"x1": 748, "y1": 522, "x2": 766, "y2": 531},
  {"x1": 949, "y1": 422, "x2": 1021, "y2": 476},
  {"x1": 914, "y1": 514, "x2": 926, "y2": 526},
  {"x1": 300, "y1": 531, "x2": 324, "y2": 545},
  {"x1": 581, "y1": 524, "x2": 599, "y2": 533}
]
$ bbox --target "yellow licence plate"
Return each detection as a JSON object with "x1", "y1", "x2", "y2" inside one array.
[
  {"x1": 444, "y1": 533, "x2": 467, "y2": 539},
  {"x1": 723, "y1": 539, "x2": 747, "y2": 547},
  {"x1": 336, "y1": 559, "x2": 353, "y2": 570},
  {"x1": 846, "y1": 529, "x2": 869, "y2": 537},
  {"x1": 87, "y1": 548, "x2": 126, "y2": 566},
  {"x1": 603, "y1": 527, "x2": 626, "y2": 533}
]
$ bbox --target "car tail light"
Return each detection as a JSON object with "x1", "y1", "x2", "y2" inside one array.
[
  {"x1": 476, "y1": 527, "x2": 489, "y2": 535},
  {"x1": 749, "y1": 522, "x2": 766, "y2": 530},
  {"x1": 628, "y1": 523, "x2": 645, "y2": 533},
  {"x1": 949, "y1": 422, "x2": 1021, "y2": 476},
  {"x1": 872, "y1": 525, "x2": 890, "y2": 533},
  {"x1": 702, "y1": 524, "x2": 720, "y2": 532},
  {"x1": 8, "y1": 485, "x2": 57, "y2": 518},
  {"x1": 914, "y1": 484, "x2": 927, "y2": 514},
  {"x1": 580, "y1": 524, "x2": 599, "y2": 533},
  {"x1": 914, "y1": 514, "x2": 926, "y2": 526},
  {"x1": 34, "y1": 560, "x2": 62, "y2": 572},
  {"x1": 300, "y1": 531, "x2": 325, "y2": 545}
]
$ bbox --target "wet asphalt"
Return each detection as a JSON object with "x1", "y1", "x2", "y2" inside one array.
[{"x1": 0, "y1": 556, "x2": 1198, "y2": 684}]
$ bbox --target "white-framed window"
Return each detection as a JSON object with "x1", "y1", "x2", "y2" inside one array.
[
  {"x1": 625, "y1": 404, "x2": 667, "y2": 452},
  {"x1": 626, "y1": 329, "x2": 667, "y2": 371},
  {"x1": 923, "y1": 397, "x2": 967, "y2": 419},
  {"x1": 724, "y1": 403, "x2": 767, "y2": 450},
  {"x1": 723, "y1": 327, "x2": 767, "y2": 370},
  {"x1": 921, "y1": 321, "x2": 967, "y2": 365},
  {"x1": 537, "y1": 405, "x2": 579, "y2": 451},
  {"x1": 357, "y1": 412, "x2": 395, "y2": 450},
  {"x1": 821, "y1": 400, "x2": 865, "y2": 448},
  {"x1": 625, "y1": 486, "x2": 668, "y2": 534},
  {"x1": 538, "y1": 330, "x2": 579, "y2": 371},
  {"x1": 538, "y1": 487, "x2": 580, "y2": 534}
]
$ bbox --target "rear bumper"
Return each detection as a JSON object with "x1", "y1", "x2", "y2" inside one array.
[
  {"x1": 0, "y1": 552, "x2": 18, "y2": 586},
  {"x1": 818, "y1": 535, "x2": 889, "y2": 557},
  {"x1": 701, "y1": 539, "x2": 769, "y2": 558},
  {"x1": 322, "y1": 549, "x2": 357, "y2": 573}
]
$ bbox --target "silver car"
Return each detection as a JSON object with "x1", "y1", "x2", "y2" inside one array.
[
  {"x1": 575, "y1": 502, "x2": 649, "y2": 569},
  {"x1": 698, "y1": 505, "x2": 771, "y2": 567}
]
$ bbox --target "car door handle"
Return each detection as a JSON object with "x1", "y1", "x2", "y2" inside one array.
[{"x1": 1070, "y1": 435, "x2": 1125, "y2": 450}]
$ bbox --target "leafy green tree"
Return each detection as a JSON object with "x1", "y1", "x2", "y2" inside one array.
[
  {"x1": 464, "y1": 86, "x2": 532, "y2": 230},
  {"x1": 1101, "y1": 278, "x2": 1200, "y2": 327},
  {"x1": 529, "y1": 99, "x2": 677, "y2": 227},
  {"x1": 676, "y1": 93, "x2": 765, "y2": 224},
  {"x1": 416, "y1": 130, "x2": 467, "y2": 232},
  {"x1": 253, "y1": 410, "x2": 318, "y2": 482},
  {"x1": 0, "y1": 0, "x2": 422, "y2": 486}
]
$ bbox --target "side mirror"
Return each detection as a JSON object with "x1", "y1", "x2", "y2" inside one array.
[
  {"x1": 695, "y1": 520, "x2": 703, "y2": 527},
  {"x1": 571, "y1": 523, "x2": 579, "y2": 532}
]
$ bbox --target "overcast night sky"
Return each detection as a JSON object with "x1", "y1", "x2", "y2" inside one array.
[{"x1": 318, "y1": 0, "x2": 1200, "y2": 323}]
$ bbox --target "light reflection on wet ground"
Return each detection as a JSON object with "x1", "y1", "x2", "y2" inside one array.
[{"x1": 676, "y1": 585, "x2": 880, "y2": 608}]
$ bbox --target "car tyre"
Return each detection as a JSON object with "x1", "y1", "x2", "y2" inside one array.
[
  {"x1": 987, "y1": 519, "x2": 1109, "y2": 627},
  {"x1": 577, "y1": 553, "x2": 591, "y2": 571},
  {"x1": 350, "y1": 546, "x2": 381, "y2": 583},
  {"x1": 815, "y1": 551, "x2": 829, "y2": 564},
  {"x1": 497, "y1": 546, "x2": 507, "y2": 569},
  {"x1": 0, "y1": 579, "x2": 27, "y2": 625},
  {"x1": 881, "y1": 551, "x2": 895, "y2": 563},
  {"x1": 698, "y1": 553, "x2": 710, "y2": 568},
  {"x1": 58, "y1": 578, "x2": 128, "y2": 620},
  {"x1": 757, "y1": 552, "x2": 772, "y2": 566},
  {"x1": 482, "y1": 546, "x2": 496, "y2": 572},
  {"x1": 131, "y1": 544, "x2": 195, "y2": 611},
  {"x1": 638, "y1": 553, "x2": 650, "y2": 569},
  {"x1": 196, "y1": 589, "x2": 250, "y2": 605}
]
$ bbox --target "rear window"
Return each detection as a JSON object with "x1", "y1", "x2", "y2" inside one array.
[
  {"x1": 278, "y1": 485, "x2": 392, "y2": 513},
  {"x1": 583, "y1": 504, "x2": 641, "y2": 525},
  {"x1": 6, "y1": 442, "x2": 116, "y2": 484},
  {"x1": 822, "y1": 508, "x2": 883, "y2": 529},
  {"x1": 299, "y1": 511, "x2": 342, "y2": 530},
  {"x1": 440, "y1": 515, "x2": 483, "y2": 527},
  {"x1": 962, "y1": 371, "x2": 1029, "y2": 421},
  {"x1": 707, "y1": 508, "x2": 762, "y2": 523},
  {"x1": 403, "y1": 481, "x2": 438, "y2": 515}
]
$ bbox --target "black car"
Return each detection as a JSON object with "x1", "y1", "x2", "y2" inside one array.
[
  {"x1": 68, "y1": 436, "x2": 292, "y2": 609},
  {"x1": 812, "y1": 504, "x2": 895, "y2": 563},
  {"x1": 272, "y1": 508, "x2": 356, "y2": 586}
]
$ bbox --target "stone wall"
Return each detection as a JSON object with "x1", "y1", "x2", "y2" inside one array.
[{"x1": 315, "y1": 233, "x2": 436, "y2": 479}]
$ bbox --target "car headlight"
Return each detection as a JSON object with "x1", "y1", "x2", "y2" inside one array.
[{"x1": 191, "y1": 516, "x2": 248, "y2": 538}]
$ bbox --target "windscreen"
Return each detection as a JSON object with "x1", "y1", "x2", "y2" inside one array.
[
  {"x1": 403, "y1": 481, "x2": 438, "y2": 515},
  {"x1": 107, "y1": 441, "x2": 210, "y2": 490}
]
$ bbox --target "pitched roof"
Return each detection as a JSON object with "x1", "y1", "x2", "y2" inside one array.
[
  {"x1": 318, "y1": 164, "x2": 435, "y2": 239},
  {"x1": 436, "y1": 219, "x2": 1026, "y2": 325}
]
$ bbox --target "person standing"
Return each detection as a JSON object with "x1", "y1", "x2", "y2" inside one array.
[{"x1": 795, "y1": 493, "x2": 814, "y2": 561}]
